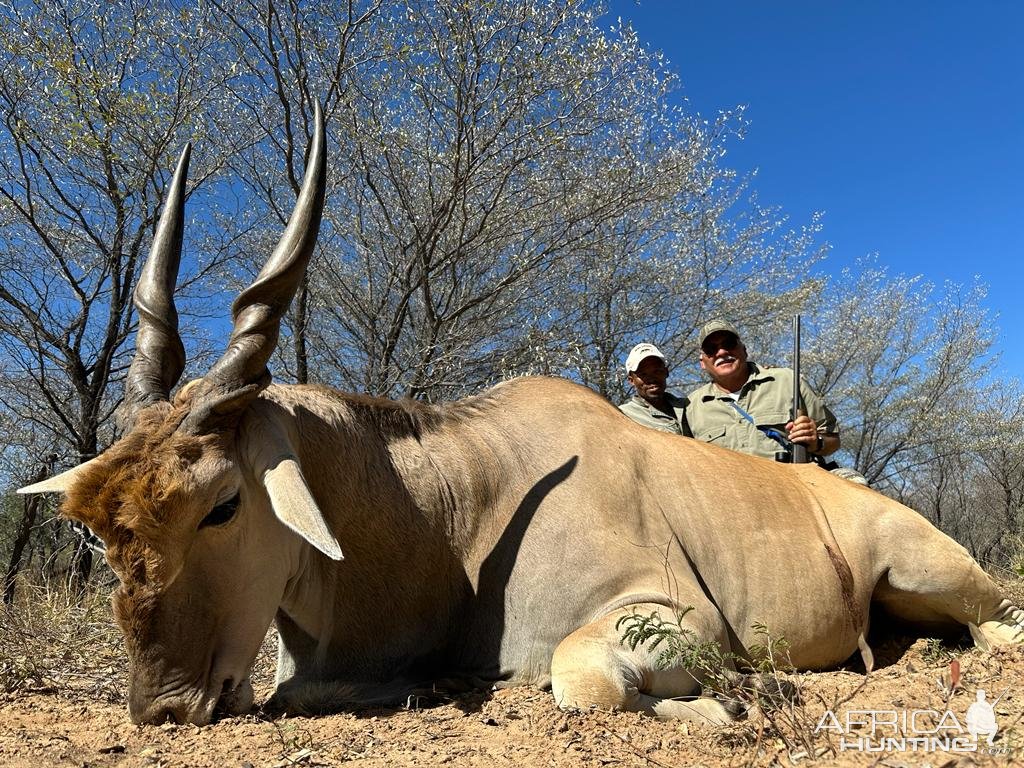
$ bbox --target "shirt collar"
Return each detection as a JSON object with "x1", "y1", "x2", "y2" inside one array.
[
  {"x1": 631, "y1": 392, "x2": 685, "y2": 411},
  {"x1": 698, "y1": 362, "x2": 773, "y2": 401}
]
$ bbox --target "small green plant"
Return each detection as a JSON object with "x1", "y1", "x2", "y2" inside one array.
[
  {"x1": 747, "y1": 620, "x2": 793, "y2": 674},
  {"x1": 617, "y1": 607, "x2": 834, "y2": 761},
  {"x1": 616, "y1": 606, "x2": 735, "y2": 692},
  {"x1": 616, "y1": 608, "x2": 794, "y2": 702},
  {"x1": 921, "y1": 636, "x2": 959, "y2": 665}
]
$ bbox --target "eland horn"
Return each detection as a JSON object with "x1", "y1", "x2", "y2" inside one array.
[
  {"x1": 181, "y1": 103, "x2": 327, "y2": 433},
  {"x1": 121, "y1": 144, "x2": 191, "y2": 428}
]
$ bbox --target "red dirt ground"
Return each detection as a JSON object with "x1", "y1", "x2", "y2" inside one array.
[{"x1": 2, "y1": 633, "x2": 1023, "y2": 768}]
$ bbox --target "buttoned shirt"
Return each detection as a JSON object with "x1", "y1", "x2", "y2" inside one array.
[
  {"x1": 618, "y1": 392, "x2": 692, "y2": 436},
  {"x1": 687, "y1": 363, "x2": 837, "y2": 460}
]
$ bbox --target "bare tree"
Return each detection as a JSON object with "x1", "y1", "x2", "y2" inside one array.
[
  {"x1": 338, "y1": 1, "x2": 829, "y2": 401},
  {"x1": 958, "y1": 386, "x2": 1024, "y2": 565},
  {"x1": 899, "y1": 386, "x2": 1024, "y2": 570},
  {"x1": 0, "y1": 0, "x2": 225, "y2": 584},
  {"x1": 806, "y1": 263, "x2": 995, "y2": 490},
  {"x1": 544, "y1": 168, "x2": 827, "y2": 403},
  {"x1": 321, "y1": 0, "x2": 677, "y2": 397},
  {"x1": 177, "y1": 0, "x2": 828, "y2": 404},
  {"x1": 206, "y1": 0, "x2": 381, "y2": 384},
  {"x1": 2, "y1": 454, "x2": 54, "y2": 604}
]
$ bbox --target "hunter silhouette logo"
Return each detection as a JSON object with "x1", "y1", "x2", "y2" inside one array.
[{"x1": 965, "y1": 689, "x2": 999, "y2": 746}]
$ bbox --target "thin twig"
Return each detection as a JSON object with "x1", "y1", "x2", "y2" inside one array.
[{"x1": 612, "y1": 732, "x2": 674, "y2": 768}]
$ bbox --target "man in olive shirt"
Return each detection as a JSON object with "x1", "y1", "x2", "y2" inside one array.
[
  {"x1": 618, "y1": 342, "x2": 691, "y2": 436},
  {"x1": 687, "y1": 320, "x2": 840, "y2": 462}
]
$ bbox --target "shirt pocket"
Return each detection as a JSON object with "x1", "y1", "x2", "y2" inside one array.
[
  {"x1": 701, "y1": 426, "x2": 728, "y2": 443},
  {"x1": 756, "y1": 410, "x2": 791, "y2": 428}
]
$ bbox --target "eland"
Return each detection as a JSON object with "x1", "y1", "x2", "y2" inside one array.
[{"x1": 20, "y1": 107, "x2": 1024, "y2": 725}]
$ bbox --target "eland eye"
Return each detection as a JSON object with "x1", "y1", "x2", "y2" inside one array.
[{"x1": 200, "y1": 493, "x2": 240, "y2": 529}]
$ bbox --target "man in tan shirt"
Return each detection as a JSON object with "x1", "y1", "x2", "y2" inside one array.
[
  {"x1": 686, "y1": 320, "x2": 840, "y2": 462},
  {"x1": 618, "y1": 342, "x2": 691, "y2": 436}
]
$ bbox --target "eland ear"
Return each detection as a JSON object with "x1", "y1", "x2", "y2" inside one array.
[
  {"x1": 17, "y1": 458, "x2": 104, "y2": 495},
  {"x1": 262, "y1": 458, "x2": 343, "y2": 561}
]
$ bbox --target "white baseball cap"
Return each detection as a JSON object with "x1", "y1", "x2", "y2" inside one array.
[{"x1": 624, "y1": 343, "x2": 666, "y2": 374}]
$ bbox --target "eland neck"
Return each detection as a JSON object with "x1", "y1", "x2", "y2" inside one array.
[{"x1": 255, "y1": 384, "x2": 508, "y2": 679}]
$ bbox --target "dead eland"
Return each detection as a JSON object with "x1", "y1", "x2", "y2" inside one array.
[{"x1": 21, "y1": 107, "x2": 1024, "y2": 726}]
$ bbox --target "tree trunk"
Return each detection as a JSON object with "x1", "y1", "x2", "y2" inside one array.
[
  {"x1": 70, "y1": 537, "x2": 94, "y2": 594},
  {"x1": 294, "y1": 276, "x2": 309, "y2": 384},
  {"x1": 3, "y1": 495, "x2": 40, "y2": 604},
  {"x1": 3, "y1": 457, "x2": 56, "y2": 604},
  {"x1": 65, "y1": 443, "x2": 97, "y2": 590}
]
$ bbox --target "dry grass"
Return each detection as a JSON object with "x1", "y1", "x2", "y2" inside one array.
[
  {"x1": 0, "y1": 576, "x2": 280, "y2": 708},
  {"x1": 0, "y1": 578, "x2": 125, "y2": 703},
  {"x1": 251, "y1": 624, "x2": 280, "y2": 698},
  {"x1": 996, "y1": 570, "x2": 1024, "y2": 606}
]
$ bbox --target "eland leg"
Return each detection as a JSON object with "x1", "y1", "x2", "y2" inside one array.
[
  {"x1": 874, "y1": 513, "x2": 1024, "y2": 646},
  {"x1": 550, "y1": 600, "x2": 740, "y2": 724}
]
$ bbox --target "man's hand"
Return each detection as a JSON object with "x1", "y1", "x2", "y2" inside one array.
[{"x1": 785, "y1": 414, "x2": 818, "y2": 447}]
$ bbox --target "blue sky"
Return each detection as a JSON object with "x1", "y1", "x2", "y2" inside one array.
[{"x1": 609, "y1": 1, "x2": 1023, "y2": 381}]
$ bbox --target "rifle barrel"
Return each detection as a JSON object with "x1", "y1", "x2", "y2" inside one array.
[{"x1": 792, "y1": 314, "x2": 808, "y2": 464}]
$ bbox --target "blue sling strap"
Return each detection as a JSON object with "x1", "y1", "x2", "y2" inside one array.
[{"x1": 727, "y1": 400, "x2": 791, "y2": 449}]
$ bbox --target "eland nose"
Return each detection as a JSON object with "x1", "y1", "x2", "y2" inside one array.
[{"x1": 129, "y1": 693, "x2": 191, "y2": 725}]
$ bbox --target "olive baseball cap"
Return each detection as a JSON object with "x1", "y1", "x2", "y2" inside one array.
[{"x1": 698, "y1": 319, "x2": 741, "y2": 348}]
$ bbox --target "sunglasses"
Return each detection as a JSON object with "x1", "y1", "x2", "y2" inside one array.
[{"x1": 702, "y1": 334, "x2": 739, "y2": 357}]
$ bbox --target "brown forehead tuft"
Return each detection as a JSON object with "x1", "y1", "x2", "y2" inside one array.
[{"x1": 61, "y1": 401, "x2": 211, "y2": 549}]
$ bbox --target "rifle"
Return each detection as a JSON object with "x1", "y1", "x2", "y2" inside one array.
[{"x1": 791, "y1": 314, "x2": 809, "y2": 464}]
